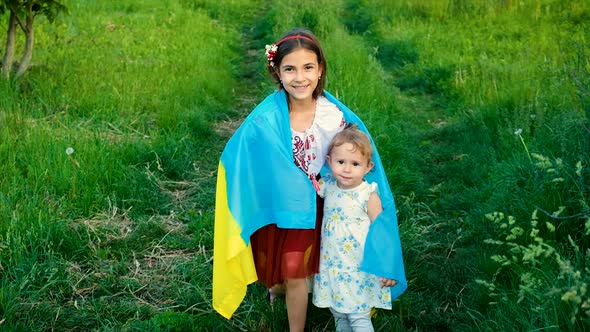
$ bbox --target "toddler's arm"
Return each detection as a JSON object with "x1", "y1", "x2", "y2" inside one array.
[{"x1": 367, "y1": 192, "x2": 383, "y2": 222}]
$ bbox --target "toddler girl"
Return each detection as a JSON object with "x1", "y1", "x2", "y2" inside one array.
[{"x1": 313, "y1": 124, "x2": 397, "y2": 332}]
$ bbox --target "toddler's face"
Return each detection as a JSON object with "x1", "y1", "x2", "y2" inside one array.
[{"x1": 327, "y1": 143, "x2": 373, "y2": 190}]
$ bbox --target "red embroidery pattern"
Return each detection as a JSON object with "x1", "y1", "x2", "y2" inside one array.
[{"x1": 293, "y1": 134, "x2": 316, "y2": 174}]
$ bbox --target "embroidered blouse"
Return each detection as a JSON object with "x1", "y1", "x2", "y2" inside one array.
[{"x1": 291, "y1": 96, "x2": 346, "y2": 179}]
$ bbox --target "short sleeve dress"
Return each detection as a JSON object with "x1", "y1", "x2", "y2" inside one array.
[
  {"x1": 312, "y1": 176, "x2": 392, "y2": 313},
  {"x1": 251, "y1": 96, "x2": 345, "y2": 287}
]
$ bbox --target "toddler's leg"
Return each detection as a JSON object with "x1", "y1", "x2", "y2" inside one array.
[
  {"x1": 329, "y1": 308, "x2": 352, "y2": 332},
  {"x1": 348, "y1": 311, "x2": 374, "y2": 332}
]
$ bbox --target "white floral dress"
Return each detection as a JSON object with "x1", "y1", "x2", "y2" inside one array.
[{"x1": 312, "y1": 176, "x2": 392, "y2": 313}]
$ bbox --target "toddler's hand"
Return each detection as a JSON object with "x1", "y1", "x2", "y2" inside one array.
[{"x1": 380, "y1": 278, "x2": 397, "y2": 288}]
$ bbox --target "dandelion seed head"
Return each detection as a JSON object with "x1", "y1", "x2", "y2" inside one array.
[
  {"x1": 66, "y1": 147, "x2": 75, "y2": 155},
  {"x1": 514, "y1": 128, "x2": 523, "y2": 135}
]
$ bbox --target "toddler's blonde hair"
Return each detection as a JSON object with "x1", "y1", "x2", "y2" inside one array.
[{"x1": 328, "y1": 123, "x2": 373, "y2": 162}]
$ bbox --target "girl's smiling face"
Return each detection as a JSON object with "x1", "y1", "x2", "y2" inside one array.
[{"x1": 278, "y1": 48, "x2": 322, "y2": 103}]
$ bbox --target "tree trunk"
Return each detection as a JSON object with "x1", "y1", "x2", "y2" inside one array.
[
  {"x1": 1, "y1": 11, "x2": 18, "y2": 78},
  {"x1": 15, "y1": 8, "x2": 35, "y2": 78}
]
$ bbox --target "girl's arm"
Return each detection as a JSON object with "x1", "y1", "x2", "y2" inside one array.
[{"x1": 367, "y1": 192, "x2": 383, "y2": 222}]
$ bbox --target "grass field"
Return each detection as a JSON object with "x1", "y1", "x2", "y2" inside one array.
[{"x1": 1, "y1": 0, "x2": 589, "y2": 331}]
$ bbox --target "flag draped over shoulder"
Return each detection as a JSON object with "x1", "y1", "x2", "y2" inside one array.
[{"x1": 212, "y1": 89, "x2": 407, "y2": 319}]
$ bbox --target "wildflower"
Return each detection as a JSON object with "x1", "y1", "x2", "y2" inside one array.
[
  {"x1": 66, "y1": 147, "x2": 80, "y2": 168},
  {"x1": 531, "y1": 210, "x2": 538, "y2": 227},
  {"x1": 514, "y1": 128, "x2": 523, "y2": 135},
  {"x1": 511, "y1": 227, "x2": 524, "y2": 237},
  {"x1": 561, "y1": 290, "x2": 582, "y2": 304},
  {"x1": 553, "y1": 206, "x2": 565, "y2": 217},
  {"x1": 484, "y1": 239, "x2": 504, "y2": 245},
  {"x1": 556, "y1": 158, "x2": 563, "y2": 167},
  {"x1": 475, "y1": 279, "x2": 496, "y2": 291},
  {"x1": 508, "y1": 215, "x2": 516, "y2": 225}
]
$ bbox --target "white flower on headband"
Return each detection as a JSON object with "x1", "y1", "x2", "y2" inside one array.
[{"x1": 265, "y1": 44, "x2": 278, "y2": 67}]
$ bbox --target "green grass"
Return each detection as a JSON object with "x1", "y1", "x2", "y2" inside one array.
[{"x1": 1, "y1": 0, "x2": 589, "y2": 330}]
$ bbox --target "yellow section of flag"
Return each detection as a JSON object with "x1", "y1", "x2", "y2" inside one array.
[{"x1": 212, "y1": 162, "x2": 258, "y2": 319}]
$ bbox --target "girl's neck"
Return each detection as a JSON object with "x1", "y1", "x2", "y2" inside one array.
[
  {"x1": 288, "y1": 97, "x2": 316, "y2": 132},
  {"x1": 288, "y1": 97, "x2": 315, "y2": 114}
]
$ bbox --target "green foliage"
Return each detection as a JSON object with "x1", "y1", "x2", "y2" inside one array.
[
  {"x1": 0, "y1": 0, "x2": 67, "y2": 21},
  {"x1": 341, "y1": 0, "x2": 373, "y2": 34},
  {"x1": 479, "y1": 153, "x2": 590, "y2": 330},
  {"x1": 0, "y1": 0, "x2": 68, "y2": 78},
  {"x1": 0, "y1": 0, "x2": 252, "y2": 330},
  {"x1": 395, "y1": 64, "x2": 455, "y2": 95},
  {"x1": 1, "y1": 0, "x2": 589, "y2": 331},
  {"x1": 129, "y1": 311, "x2": 216, "y2": 331},
  {"x1": 374, "y1": 38, "x2": 419, "y2": 70}
]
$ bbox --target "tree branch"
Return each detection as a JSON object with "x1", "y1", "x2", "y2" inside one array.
[{"x1": 8, "y1": 3, "x2": 28, "y2": 34}]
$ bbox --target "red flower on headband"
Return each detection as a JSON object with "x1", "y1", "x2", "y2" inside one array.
[{"x1": 265, "y1": 44, "x2": 278, "y2": 68}]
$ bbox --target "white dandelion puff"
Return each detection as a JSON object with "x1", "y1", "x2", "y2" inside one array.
[{"x1": 66, "y1": 147, "x2": 75, "y2": 155}]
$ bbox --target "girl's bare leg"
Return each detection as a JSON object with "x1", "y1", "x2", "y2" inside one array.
[{"x1": 285, "y1": 278, "x2": 308, "y2": 332}]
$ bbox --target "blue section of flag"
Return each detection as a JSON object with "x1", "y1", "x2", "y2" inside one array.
[{"x1": 220, "y1": 91, "x2": 318, "y2": 244}]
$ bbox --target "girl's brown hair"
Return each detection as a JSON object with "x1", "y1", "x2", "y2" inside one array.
[
  {"x1": 328, "y1": 123, "x2": 373, "y2": 162},
  {"x1": 268, "y1": 28, "x2": 327, "y2": 99}
]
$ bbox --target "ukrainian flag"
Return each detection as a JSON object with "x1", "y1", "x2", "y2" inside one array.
[{"x1": 213, "y1": 90, "x2": 407, "y2": 319}]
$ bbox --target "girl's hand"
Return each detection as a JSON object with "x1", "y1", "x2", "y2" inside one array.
[{"x1": 380, "y1": 278, "x2": 398, "y2": 288}]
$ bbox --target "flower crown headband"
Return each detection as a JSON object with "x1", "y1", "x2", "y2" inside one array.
[{"x1": 265, "y1": 35, "x2": 317, "y2": 68}]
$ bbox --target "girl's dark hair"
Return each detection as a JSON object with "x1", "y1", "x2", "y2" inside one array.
[{"x1": 268, "y1": 28, "x2": 327, "y2": 99}]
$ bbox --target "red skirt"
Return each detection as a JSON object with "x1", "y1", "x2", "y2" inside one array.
[{"x1": 250, "y1": 196, "x2": 324, "y2": 287}]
